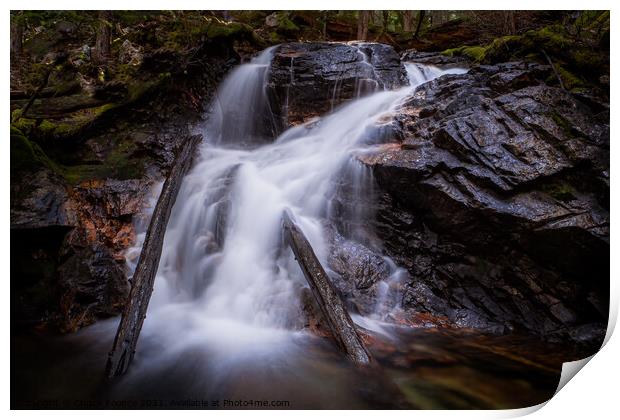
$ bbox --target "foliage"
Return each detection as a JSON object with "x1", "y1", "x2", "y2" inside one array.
[{"x1": 441, "y1": 13, "x2": 609, "y2": 91}]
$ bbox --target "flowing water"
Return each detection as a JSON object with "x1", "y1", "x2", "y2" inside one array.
[
  {"x1": 136, "y1": 47, "x2": 467, "y2": 333},
  {"x1": 12, "y1": 46, "x2": 580, "y2": 409}
]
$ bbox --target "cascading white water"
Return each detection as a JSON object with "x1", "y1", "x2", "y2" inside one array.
[
  {"x1": 125, "y1": 50, "x2": 467, "y2": 357},
  {"x1": 205, "y1": 46, "x2": 278, "y2": 145}
]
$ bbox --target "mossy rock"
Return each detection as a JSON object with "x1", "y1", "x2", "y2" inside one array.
[
  {"x1": 442, "y1": 23, "x2": 608, "y2": 91},
  {"x1": 266, "y1": 12, "x2": 300, "y2": 37},
  {"x1": 443, "y1": 45, "x2": 487, "y2": 62},
  {"x1": 205, "y1": 21, "x2": 251, "y2": 39},
  {"x1": 11, "y1": 122, "x2": 144, "y2": 185},
  {"x1": 542, "y1": 181, "x2": 578, "y2": 202},
  {"x1": 61, "y1": 134, "x2": 145, "y2": 184},
  {"x1": 10, "y1": 127, "x2": 60, "y2": 175}
]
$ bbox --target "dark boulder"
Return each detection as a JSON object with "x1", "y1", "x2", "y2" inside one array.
[
  {"x1": 326, "y1": 226, "x2": 392, "y2": 316},
  {"x1": 365, "y1": 60, "x2": 609, "y2": 345},
  {"x1": 10, "y1": 168, "x2": 77, "y2": 230},
  {"x1": 10, "y1": 173, "x2": 142, "y2": 331},
  {"x1": 401, "y1": 50, "x2": 470, "y2": 68},
  {"x1": 57, "y1": 231, "x2": 130, "y2": 332},
  {"x1": 268, "y1": 42, "x2": 408, "y2": 128}
]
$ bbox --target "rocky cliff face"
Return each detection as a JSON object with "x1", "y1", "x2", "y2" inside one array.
[
  {"x1": 365, "y1": 59, "x2": 609, "y2": 345},
  {"x1": 268, "y1": 42, "x2": 408, "y2": 130}
]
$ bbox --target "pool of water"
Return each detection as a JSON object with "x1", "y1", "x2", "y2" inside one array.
[{"x1": 11, "y1": 318, "x2": 590, "y2": 409}]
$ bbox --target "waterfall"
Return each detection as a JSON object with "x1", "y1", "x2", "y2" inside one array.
[
  {"x1": 204, "y1": 46, "x2": 278, "y2": 145},
  {"x1": 125, "y1": 48, "x2": 467, "y2": 356}
]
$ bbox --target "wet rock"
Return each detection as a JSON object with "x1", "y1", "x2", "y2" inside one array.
[
  {"x1": 11, "y1": 168, "x2": 77, "y2": 229},
  {"x1": 10, "y1": 175, "x2": 145, "y2": 331},
  {"x1": 68, "y1": 178, "x2": 150, "y2": 258},
  {"x1": 57, "y1": 231, "x2": 129, "y2": 332},
  {"x1": 10, "y1": 154, "x2": 148, "y2": 329},
  {"x1": 119, "y1": 39, "x2": 143, "y2": 67},
  {"x1": 366, "y1": 60, "x2": 609, "y2": 344},
  {"x1": 268, "y1": 42, "x2": 407, "y2": 128},
  {"x1": 325, "y1": 226, "x2": 392, "y2": 315},
  {"x1": 401, "y1": 50, "x2": 470, "y2": 68}
]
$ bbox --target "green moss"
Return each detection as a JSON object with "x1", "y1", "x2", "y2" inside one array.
[
  {"x1": 126, "y1": 72, "x2": 171, "y2": 103},
  {"x1": 571, "y1": 49, "x2": 606, "y2": 77},
  {"x1": 543, "y1": 181, "x2": 577, "y2": 202},
  {"x1": 206, "y1": 21, "x2": 248, "y2": 38},
  {"x1": 61, "y1": 134, "x2": 145, "y2": 184},
  {"x1": 61, "y1": 157, "x2": 144, "y2": 184},
  {"x1": 38, "y1": 119, "x2": 79, "y2": 137},
  {"x1": 549, "y1": 110, "x2": 582, "y2": 138},
  {"x1": 482, "y1": 35, "x2": 522, "y2": 62},
  {"x1": 443, "y1": 23, "x2": 607, "y2": 90},
  {"x1": 10, "y1": 127, "x2": 60, "y2": 174},
  {"x1": 461, "y1": 46, "x2": 487, "y2": 62},
  {"x1": 525, "y1": 25, "x2": 569, "y2": 51},
  {"x1": 442, "y1": 45, "x2": 487, "y2": 62},
  {"x1": 113, "y1": 63, "x2": 139, "y2": 83},
  {"x1": 11, "y1": 109, "x2": 24, "y2": 123},
  {"x1": 12, "y1": 118, "x2": 145, "y2": 185},
  {"x1": 268, "y1": 31, "x2": 285, "y2": 43},
  {"x1": 274, "y1": 13, "x2": 299, "y2": 32},
  {"x1": 555, "y1": 65, "x2": 587, "y2": 91}
]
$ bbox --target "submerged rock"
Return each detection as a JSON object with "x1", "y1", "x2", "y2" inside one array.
[{"x1": 326, "y1": 226, "x2": 392, "y2": 315}]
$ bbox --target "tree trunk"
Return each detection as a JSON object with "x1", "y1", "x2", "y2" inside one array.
[
  {"x1": 95, "y1": 11, "x2": 112, "y2": 65},
  {"x1": 402, "y1": 11, "x2": 414, "y2": 32},
  {"x1": 282, "y1": 209, "x2": 373, "y2": 366},
  {"x1": 414, "y1": 10, "x2": 426, "y2": 38},
  {"x1": 504, "y1": 11, "x2": 516, "y2": 35},
  {"x1": 357, "y1": 11, "x2": 370, "y2": 41},
  {"x1": 382, "y1": 11, "x2": 389, "y2": 31},
  {"x1": 105, "y1": 134, "x2": 203, "y2": 378},
  {"x1": 10, "y1": 13, "x2": 23, "y2": 59},
  {"x1": 322, "y1": 10, "x2": 329, "y2": 40}
]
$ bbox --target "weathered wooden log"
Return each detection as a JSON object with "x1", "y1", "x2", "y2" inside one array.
[
  {"x1": 106, "y1": 134, "x2": 202, "y2": 378},
  {"x1": 282, "y1": 209, "x2": 373, "y2": 365},
  {"x1": 12, "y1": 94, "x2": 108, "y2": 119}
]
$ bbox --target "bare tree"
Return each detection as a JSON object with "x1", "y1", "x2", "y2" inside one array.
[
  {"x1": 94, "y1": 11, "x2": 112, "y2": 64},
  {"x1": 10, "y1": 12, "x2": 23, "y2": 59},
  {"x1": 414, "y1": 10, "x2": 426, "y2": 38},
  {"x1": 402, "y1": 10, "x2": 414, "y2": 32},
  {"x1": 503, "y1": 11, "x2": 516, "y2": 34},
  {"x1": 357, "y1": 11, "x2": 370, "y2": 40},
  {"x1": 382, "y1": 10, "x2": 390, "y2": 31}
]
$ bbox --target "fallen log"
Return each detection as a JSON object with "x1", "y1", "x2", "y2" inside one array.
[
  {"x1": 282, "y1": 209, "x2": 373, "y2": 365},
  {"x1": 12, "y1": 94, "x2": 108, "y2": 119},
  {"x1": 105, "y1": 134, "x2": 202, "y2": 378}
]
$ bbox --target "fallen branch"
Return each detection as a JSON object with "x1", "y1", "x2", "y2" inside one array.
[
  {"x1": 105, "y1": 134, "x2": 202, "y2": 378},
  {"x1": 19, "y1": 67, "x2": 52, "y2": 119},
  {"x1": 282, "y1": 209, "x2": 373, "y2": 366},
  {"x1": 541, "y1": 49, "x2": 566, "y2": 91}
]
